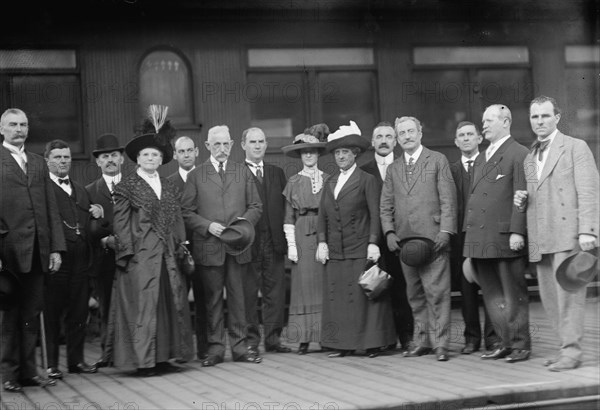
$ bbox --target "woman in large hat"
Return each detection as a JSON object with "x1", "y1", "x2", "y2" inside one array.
[
  {"x1": 111, "y1": 105, "x2": 193, "y2": 376},
  {"x1": 316, "y1": 121, "x2": 396, "y2": 358},
  {"x1": 281, "y1": 133, "x2": 328, "y2": 355}
]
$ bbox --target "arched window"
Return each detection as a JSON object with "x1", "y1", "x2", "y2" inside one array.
[{"x1": 139, "y1": 49, "x2": 193, "y2": 125}]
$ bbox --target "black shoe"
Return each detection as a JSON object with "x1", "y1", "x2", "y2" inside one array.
[
  {"x1": 68, "y1": 362, "x2": 98, "y2": 374},
  {"x1": 435, "y1": 347, "x2": 449, "y2": 361},
  {"x1": 201, "y1": 355, "x2": 224, "y2": 367},
  {"x1": 19, "y1": 376, "x2": 56, "y2": 387},
  {"x1": 405, "y1": 346, "x2": 433, "y2": 357},
  {"x1": 93, "y1": 359, "x2": 112, "y2": 368},
  {"x1": 265, "y1": 344, "x2": 292, "y2": 353},
  {"x1": 505, "y1": 349, "x2": 530, "y2": 363},
  {"x1": 235, "y1": 353, "x2": 263, "y2": 364},
  {"x1": 135, "y1": 367, "x2": 157, "y2": 377},
  {"x1": 481, "y1": 347, "x2": 512, "y2": 360},
  {"x1": 366, "y1": 348, "x2": 380, "y2": 358},
  {"x1": 155, "y1": 362, "x2": 182, "y2": 373},
  {"x1": 327, "y1": 350, "x2": 349, "y2": 358},
  {"x1": 47, "y1": 367, "x2": 63, "y2": 380},
  {"x1": 298, "y1": 343, "x2": 309, "y2": 355},
  {"x1": 461, "y1": 343, "x2": 479, "y2": 355},
  {"x1": 3, "y1": 380, "x2": 23, "y2": 393}
]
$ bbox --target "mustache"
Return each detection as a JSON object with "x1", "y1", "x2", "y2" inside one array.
[{"x1": 378, "y1": 143, "x2": 390, "y2": 149}]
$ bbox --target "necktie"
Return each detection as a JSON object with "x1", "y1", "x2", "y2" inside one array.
[
  {"x1": 111, "y1": 181, "x2": 116, "y2": 193},
  {"x1": 466, "y1": 160, "x2": 474, "y2": 178},
  {"x1": 406, "y1": 157, "x2": 415, "y2": 183},
  {"x1": 531, "y1": 139, "x2": 550, "y2": 161},
  {"x1": 256, "y1": 166, "x2": 263, "y2": 184},
  {"x1": 17, "y1": 154, "x2": 27, "y2": 174},
  {"x1": 218, "y1": 161, "x2": 225, "y2": 181},
  {"x1": 58, "y1": 178, "x2": 69, "y2": 185}
]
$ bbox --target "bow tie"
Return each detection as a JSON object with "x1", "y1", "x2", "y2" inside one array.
[
  {"x1": 531, "y1": 139, "x2": 550, "y2": 152},
  {"x1": 58, "y1": 178, "x2": 69, "y2": 185}
]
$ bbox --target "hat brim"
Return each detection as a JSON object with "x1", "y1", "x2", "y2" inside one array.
[
  {"x1": 221, "y1": 219, "x2": 256, "y2": 256},
  {"x1": 556, "y1": 250, "x2": 598, "y2": 292},
  {"x1": 398, "y1": 235, "x2": 435, "y2": 267},
  {"x1": 462, "y1": 258, "x2": 479, "y2": 285},
  {"x1": 325, "y1": 134, "x2": 370, "y2": 154},
  {"x1": 92, "y1": 147, "x2": 124, "y2": 157},
  {"x1": 281, "y1": 142, "x2": 327, "y2": 158},
  {"x1": 125, "y1": 133, "x2": 173, "y2": 165}
]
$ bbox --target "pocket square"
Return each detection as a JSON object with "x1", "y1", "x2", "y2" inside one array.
[{"x1": 496, "y1": 174, "x2": 505, "y2": 180}]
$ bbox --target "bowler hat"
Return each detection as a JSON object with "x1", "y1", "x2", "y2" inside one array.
[
  {"x1": 556, "y1": 249, "x2": 598, "y2": 292},
  {"x1": 0, "y1": 267, "x2": 20, "y2": 310},
  {"x1": 462, "y1": 258, "x2": 479, "y2": 285},
  {"x1": 398, "y1": 235, "x2": 435, "y2": 267},
  {"x1": 326, "y1": 121, "x2": 370, "y2": 154},
  {"x1": 220, "y1": 218, "x2": 256, "y2": 256},
  {"x1": 282, "y1": 134, "x2": 327, "y2": 158},
  {"x1": 93, "y1": 133, "x2": 124, "y2": 157}
]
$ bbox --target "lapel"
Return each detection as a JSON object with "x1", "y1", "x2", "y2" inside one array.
[
  {"x1": 244, "y1": 161, "x2": 265, "y2": 201},
  {"x1": 202, "y1": 159, "x2": 224, "y2": 188},
  {"x1": 538, "y1": 132, "x2": 565, "y2": 188},
  {"x1": 336, "y1": 167, "x2": 361, "y2": 202},
  {"x1": 362, "y1": 159, "x2": 380, "y2": 181},
  {"x1": 471, "y1": 137, "x2": 512, "y2": 191},
  {"x1": 1, "y1": 145, "x2": 28, "y2": 184},
  {"x1": 97, "y1": 177, "x2": 114, "y2": 203}
]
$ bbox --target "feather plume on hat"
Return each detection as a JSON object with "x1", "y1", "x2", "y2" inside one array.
[
  {"x1": 125, "y1": 104, "x2": 176, "y2": 164},
  {"x1": 325, "y1": 120, "x2": 369, "y2": 153}
]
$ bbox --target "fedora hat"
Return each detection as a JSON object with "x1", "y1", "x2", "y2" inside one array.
[
  {"x1": 0, "y1": 267, "x2": 21, "y2": 310},
  {"x1": 282, "y1": 134, "x2": 327, "y2": 158},
  {"x1": 220, "y1": 218, "x2": 256, "y2": 256},
  {"x1": 325, "y1": 121, "x2": 370, "y2": 154},
  {"x1": 398, "y1": 235, "x2": 435, "y2": 267},
  {"x1": 556, "y1": 249, "x2": 598, "y2": 292},
  {"x1": 462, "y1": 258, "x2": 479, "y2": 285},
  {"x1": 93, "y1": 133, "x2": 124, "y2": 157}
]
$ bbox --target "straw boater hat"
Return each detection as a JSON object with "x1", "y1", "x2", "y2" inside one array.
[
  {"x1": 281, "y1": 134, "x2": 327, "y2": 158},
  {"x1": 125, "y1": 105, "x2": 175, "y2": 165},
  {"x1": 325, "y1": 121, "x2": 370, "y2": 154}
]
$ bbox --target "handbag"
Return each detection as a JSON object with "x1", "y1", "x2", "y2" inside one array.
[
  {"x1": 358, "y1": 261, "x2": 392, "y2": 300},
  {"x1": 177, "y1": 241, "x2": 195, "y2": 276}
]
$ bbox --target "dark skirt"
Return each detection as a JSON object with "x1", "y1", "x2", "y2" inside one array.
[{"x1": 321, "y1": 258, "x2": 396, "y2": 351}]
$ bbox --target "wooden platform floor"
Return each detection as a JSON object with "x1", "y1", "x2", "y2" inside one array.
[{"x1": 2, "y1": 298, "x2": 599, "y2": 410}]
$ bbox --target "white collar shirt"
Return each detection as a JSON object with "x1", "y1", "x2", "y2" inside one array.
[
  {"x1": 403, "y1": 144, "x2": 423, "y2": 165},
  {"x1": 102, "y1": 173, "x2": 122, "y2": 193},
  {"x1": 50, "y1": 173, "x2": 72, "y2": 196},
  {"x1": 245, "y1": 160, "x2": 264, "y2": 177},
  {"x1": 210, "y1": 156, "x2": 228, "y2": 174},
  {"x1": 179, "y1": 166, "x2": 195, "y2": 183},
  {"x1": 334, "y1": 163, "x2": 357, "y2": 199},
  {"x1": 486, "y1": 135, "x2": 511, "y2": 162},
  {"x1": 375, "y1": 152, "x2": 394, "y2": 180},
  {"x1": 3, "y1": 141, "x2": 27, "y2": 172},
  {"x1": 461, "y1": 152, "x2": 480, "y2": 172},
  {"x1": 536, "y1": 129, "x2": 558, "y2": 179}
]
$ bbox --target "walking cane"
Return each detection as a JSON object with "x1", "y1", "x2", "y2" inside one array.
[{"x1": 40, "y1": 311, "x2": 48, "y2": 371}]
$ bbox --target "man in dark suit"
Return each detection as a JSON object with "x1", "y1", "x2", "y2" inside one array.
[
  {"x1": 43, "y1": 140, "x2": 101, "y2": 380},
  {"x1": 0, "y1": 108, "x2": 66, "y2": 393},
  {"x1": 449, "y1": 121, "x2": 498, "y2": 355},
  {"x1": 360, "y1": 121, "x2": 414, "y2": 353},
  {"x1": 463, "y1": 104, "x2": 531, "y2": 363},
  {"x1": 515, "y1": 96, "x2": 599, "y2": 371},
  {"x1": 181, "y1": 125, "x2": 263, "y2": 367},
  {"x1": 168, "y1": 135, "x2": 208, "y2": 360},
  {"x1": 380, "y1": 116, "x2": 457, "y2": 362},
  {"x1": 85, "y1": 133, "x2": 124, "y2": 368},
  {"x1": 240, "y1": 127, "x2": 289, "y2": 356}
]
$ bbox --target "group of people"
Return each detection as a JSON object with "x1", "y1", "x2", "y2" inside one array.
[{"x1": 0, "y1": 93, "x2": 597, "y2": 393}]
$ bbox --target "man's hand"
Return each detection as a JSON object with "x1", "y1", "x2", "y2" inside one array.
[
  {"x1": 579, "y1": 234, "x2": 597, "y2": 251},
  {"x1": 209, "y1": 222, "x2": 226, "y2": 238},
  {"x1": 513, "y1": 190, "x2": 528, "y2": 212},
  {"x1": 89, "y1": 204, "x2": 103, "y2": 219},
  {"x1": 367, "y1": 244, "x2": 380, "y2": 262},
  {"x1": 434, "y1": 232, "x2": 450, "y2": 253},
  {"x1": 386, "y1": 232, "x2": 401, "y2": 252},
  {"x1": 288, "y1": 245, "x2": 298, "y2": 263},
  {"x1": 49, "y1": 252, "x2": 62, "y2": 273},
  {"x1": 316, "y1": 242, "x2": 329, "y2": 265},
  {"x1": 509, "y1": 233, "x2": 525, "y2": 251}
]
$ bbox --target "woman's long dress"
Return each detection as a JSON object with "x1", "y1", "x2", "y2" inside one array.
[{"x1": 283, "y1": 172, "x2": 328, "y2": 344}]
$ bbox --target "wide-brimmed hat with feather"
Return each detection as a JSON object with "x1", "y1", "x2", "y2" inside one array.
[
  {"x1": 125, "y1": 105, "x2": 176, "y2": 165},
  {"x1": 325, "y1": 120, "x2": 370, "y2": 154}
]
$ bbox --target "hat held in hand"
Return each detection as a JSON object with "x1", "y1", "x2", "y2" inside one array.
[
  {"x1": 220, "y1": 218, "x2": 256, "y2": 256},
  {"x1": 398, "y1": 235, "x2": 435, "y2": 267},
  {"x1": 556, "y1": 249, "x2": 598, "y2": 292},
  {"x1": 462, "y1": 258, "x2": 479, "y2": 285}
]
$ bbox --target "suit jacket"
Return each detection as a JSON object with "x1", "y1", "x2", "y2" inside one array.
[
  {"x1": 0, "y1": 146, "x2": 66, "y2": 273},
  {"x1": 380, "y1": 146, "x2": 457, "y2": 241},
  {"x1": 167, "y1": 170, "x2": 186, "y2": 195},
  {"x1": 85, "y1": 176, "x2": 116, "y2": 241},
  {"x1": 450, "y1": 158, "x2": 472, "y2": 233},
  {"x1": 317, "y1": 167, "x2": 381, "y2": 259},
  {"x1": 244, "y1": 162, "x2": 287, "y2": 255},
  {"x1": 181, "y1": 160, "x2": 262, "y2": 266},
  {"x1": 523, "y1": 131, "x2": 599, "y2": 261},
  {"x1": 463, "y1": 137, "x2": 528, "y2": 259}
]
